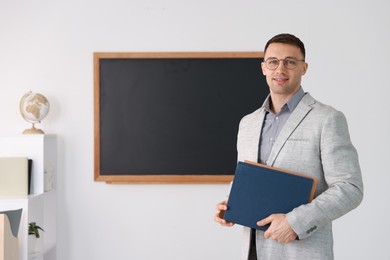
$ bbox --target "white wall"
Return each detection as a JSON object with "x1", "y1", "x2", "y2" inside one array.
[{"x1": 1, "y1": 0, "x2": 389, "y2": 259}]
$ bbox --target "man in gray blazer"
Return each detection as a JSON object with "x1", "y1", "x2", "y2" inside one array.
[{"x1": 214, "y1": 33, "x2": 363, "y2": 259}]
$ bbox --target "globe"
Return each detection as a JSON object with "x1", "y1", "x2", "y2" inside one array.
[{"x1": 20, "y1": 91, "x2": 50, "y2": 134}]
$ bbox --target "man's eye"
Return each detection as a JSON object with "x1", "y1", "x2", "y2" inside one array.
[
  {"x1": 268, "y1": 60, "x2": 278, "y2": 65},
  {"x1": 285, "y1": 59, "x2": 296, "y2": 65}
]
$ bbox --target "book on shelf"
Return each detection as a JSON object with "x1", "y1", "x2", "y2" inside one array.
[
  {"x1": 0, "y1": 157, "x2": 29, "y2": 196},
  {"x1": 28, "y1": 159, "x2": 32, "y2": 194}
]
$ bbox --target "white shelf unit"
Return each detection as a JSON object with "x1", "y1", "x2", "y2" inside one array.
[{"x1": 0, "y1": 135, "x2": 57, "y2": 260}]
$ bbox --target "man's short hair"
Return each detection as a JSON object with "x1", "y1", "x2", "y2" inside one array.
[{"x1": 264, "y1": 33, "x2": 306, "y2": 59}]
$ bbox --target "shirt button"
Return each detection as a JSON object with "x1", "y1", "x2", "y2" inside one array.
[{"x1": 275, "y1": 116, "x2": 279, "y2": 120}]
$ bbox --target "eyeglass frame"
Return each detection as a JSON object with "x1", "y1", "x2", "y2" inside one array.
[{"x1": 263, "y1": 57, "x2": 305, "y2": 70}]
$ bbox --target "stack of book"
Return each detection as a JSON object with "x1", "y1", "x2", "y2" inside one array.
[{"x1": 224, "y1": 161, "x2": 317, "y2": 230}]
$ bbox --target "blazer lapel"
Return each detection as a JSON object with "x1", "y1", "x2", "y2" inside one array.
[
  {"x1": 267, "y1": 93, "x2": 315, "y2": 166},
  {"x1": 245, "y1": 107, "x2": 266, "y2": 162}
]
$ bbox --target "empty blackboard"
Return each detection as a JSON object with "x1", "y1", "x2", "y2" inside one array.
[{"x1": 94, "y1": 52, "x2": 268, "y2": 183}]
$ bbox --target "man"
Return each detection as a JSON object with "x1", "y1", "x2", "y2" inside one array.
[{"x1": 214, "y1": 33, "x2": 363, "y2": 260}]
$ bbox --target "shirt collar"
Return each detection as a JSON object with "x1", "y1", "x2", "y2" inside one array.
[{"x1": 263, "y1": 87, "x2": 305, "y2": 114}]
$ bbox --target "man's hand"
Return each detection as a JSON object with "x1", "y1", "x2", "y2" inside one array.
[
  {"x1": 257, "y1": 214, "x2": 297, "y2": 243},
  {"x1": 214, "y1": 200, "x2": 235, "y2": 227}
]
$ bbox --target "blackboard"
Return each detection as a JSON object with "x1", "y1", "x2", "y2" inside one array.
[{"x1": 94, "y1": 52, "x2": 268, "y2": 183}]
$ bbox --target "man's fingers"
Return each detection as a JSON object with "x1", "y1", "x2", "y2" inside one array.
[
  {"x1": 257, "y1": 214, "x2": 274, "y2": 226},
  {"x1": 216, "y1": 204, "x2": 227, "y2": 211},
  {"x1": 214, "y1": 214, "x2": 234, "y2": 226},
  {"x1": 257, "y1": 214, "x2": 297, "y2": 243},
  {"x1": 214, "y1": 200, "x2": 235, "y2": 227}
]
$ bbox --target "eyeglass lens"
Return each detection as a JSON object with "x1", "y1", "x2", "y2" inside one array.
[{"x1": 265, "y1": 58, "x2": 301, "y2": 70}]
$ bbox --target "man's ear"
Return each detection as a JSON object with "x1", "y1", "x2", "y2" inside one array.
[
  {"x1": 261, "y1": 62, "x2": 266, "y2": 76},
  {"x1": 301, "y1": 62, "x2": 308, "y2": 76}
]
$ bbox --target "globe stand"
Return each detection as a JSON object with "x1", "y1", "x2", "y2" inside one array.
[{"x1": 23, "y1": 123, "x2": 45, "y2": 134}]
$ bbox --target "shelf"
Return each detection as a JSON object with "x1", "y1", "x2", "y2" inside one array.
[
  {"x1": 0, "y1": 135, "x2": 57, "y2": 260},
  {"x1": 0, "y1": 134, "x2": 57, "y2": 195}
]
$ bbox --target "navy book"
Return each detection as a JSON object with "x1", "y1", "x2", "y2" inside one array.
[{"x1": 224, "y1": 161, "x2": 317, "y2": 231}]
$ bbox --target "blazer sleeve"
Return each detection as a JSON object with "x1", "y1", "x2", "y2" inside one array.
[{"x1": 286, "y1": 110, "x2": 364, "y2": 239}]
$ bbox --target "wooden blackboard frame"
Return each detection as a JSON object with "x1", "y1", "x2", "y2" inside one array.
[{"x1": 94, "y1": 52, "x2": 264, "y2": 184}]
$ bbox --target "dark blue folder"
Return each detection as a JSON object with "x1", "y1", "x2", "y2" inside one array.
[{"x1": 224, "y1": 161, "x2": 317, "y2": 231}]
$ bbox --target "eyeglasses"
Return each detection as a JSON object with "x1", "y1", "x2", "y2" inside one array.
[{"x1": 264, "y1": 58, "x2": 305, "y2": 70}]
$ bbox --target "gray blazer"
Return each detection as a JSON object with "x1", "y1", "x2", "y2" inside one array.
[{"x1": 236, "y1": 93, "x2": 363, "y2": 260}]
